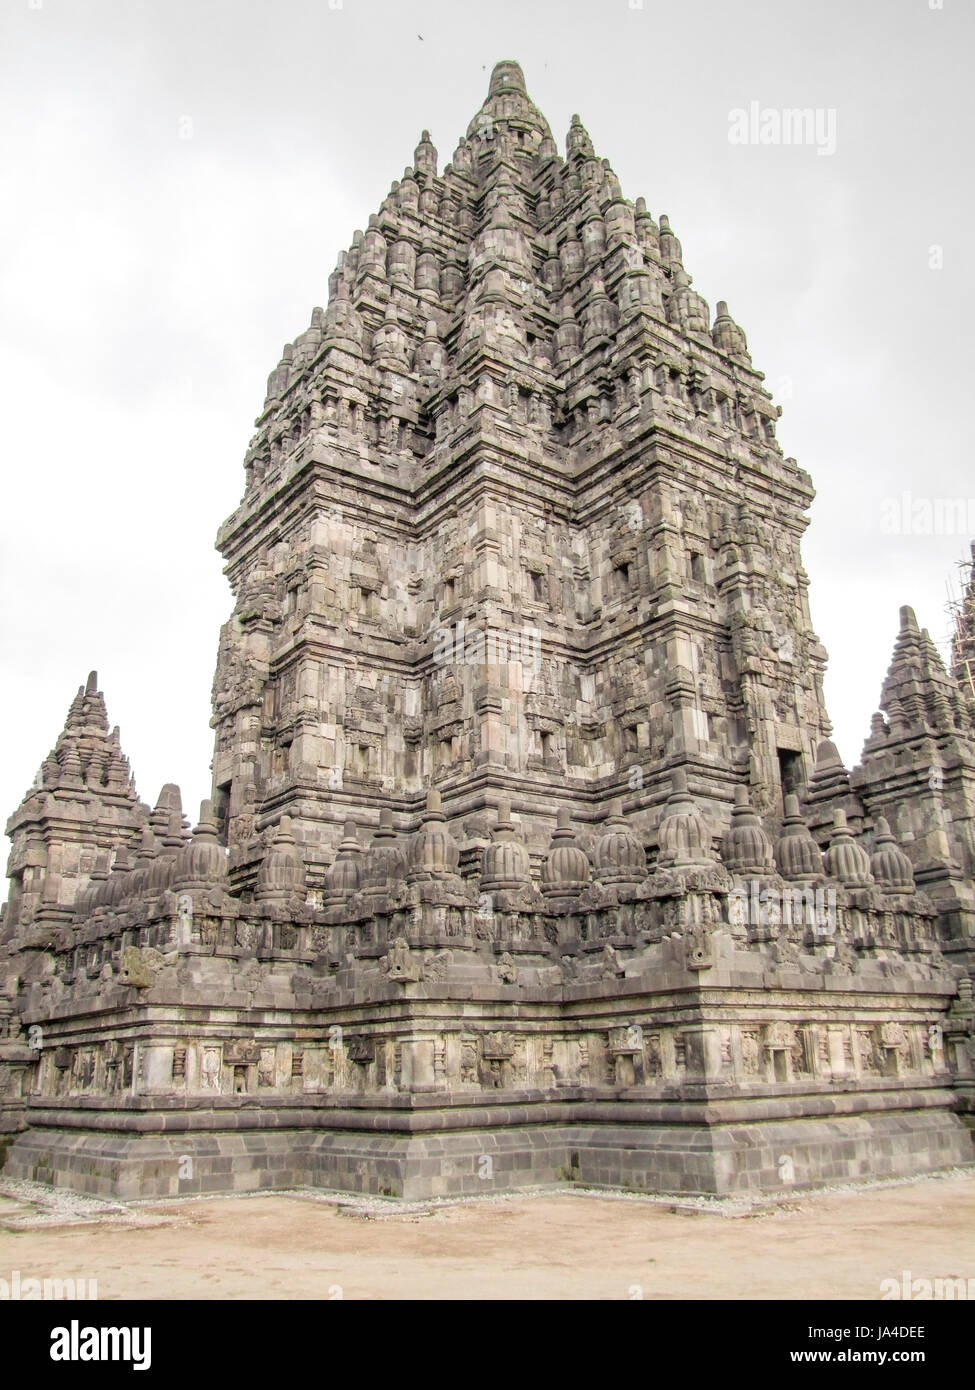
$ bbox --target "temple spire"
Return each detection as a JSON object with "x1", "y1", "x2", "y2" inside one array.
[
  {"x1": 875, "y1": 603, "x2": 961, "y2": 739},
  {"x1": 213, "y1": 55, "x2": 828, "y2": 868},
  {"x1": 3, "y1": 673, "x2": 153, "y2": 937},
  {"x1": 488, "y1": 59, "x2": 527, "y2": 98}
]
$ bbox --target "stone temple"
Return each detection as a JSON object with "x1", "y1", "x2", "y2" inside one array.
[{"x1": 2, "y1": 61, "x2": 974, "y2": 1200}]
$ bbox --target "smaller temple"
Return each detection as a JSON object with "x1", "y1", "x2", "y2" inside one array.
[{"x1": 1, "y1": 673, "x2": 148, "y2": 944}]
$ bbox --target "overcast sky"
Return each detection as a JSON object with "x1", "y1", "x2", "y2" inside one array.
[{"x1": 1, "y1": 0, "x2": 972, "y2": 877}]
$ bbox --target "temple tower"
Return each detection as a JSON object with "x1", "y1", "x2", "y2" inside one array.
[
  {"x1": 210, "y1": 60, "x2": 832, "y2": 894},
  {"x1": 1, "y1": 673, "x2": 147, "y2": 944},
  {"x1": 1, "y1": 60, "x2": 972, "y2": 1203},
  {"x1": 852, "y1": 606, "x2": 975, "y2": 957}
]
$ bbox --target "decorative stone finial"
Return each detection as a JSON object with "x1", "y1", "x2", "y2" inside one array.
[
  {"x1": 870, "y1": 816, "x2": 915, "y2": 893},
  {"x1": 481, "y1": 799, "x2": 532, "y2": 891},
  {"x1": 408, "y1": 788, "x2": 460, "y2": 878},
  {"x1": 712, "y1": 300, "x2": 748, "y2": 358},
  {"x1": 541, "y1": 807, "x2": 591, "y2": 894},
  {"x1": 363, "y1": 809, "x2": 407, "y2": 896},
  {"x1": 823, "y1": 809, "x2": 873, "y2": 887},
  {"x1": 414, "y1": 129, "x2": 438, "y2": 177},
  {"x1": 593, "y1": 801, "x2": 646, "y2": 886},
  {"x1": 775, "y1": 794, "x2": 823, "y2": 882},
  {"x1": 488, "y1": 60, "x2": 527, "y2": 98},
  {"x1": 656, "y1": 771, "x2": 715, "y2": 868},
  {"x1": 805, "y1": 739, "x2": 851, "y2": 808},
  {"x1": 324, "y1": 821, "x2": 363, "y2": 905},
  {"x1": 175, "y1": 800, "x2": 227, "y2": 887},
  {"x1": 256, "y1": 816, "x2": 305, "y2": 901},
  {"x1": 566, "y1": 113, "x2": 594, "y2": 159},
  {"x1": 721, "y1": 785, "x2": 775, "y2": 874}
]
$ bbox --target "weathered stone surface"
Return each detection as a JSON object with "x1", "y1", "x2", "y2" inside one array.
[{"x1": 1, "y1": 60, "x2": 974, "y2": 1199}]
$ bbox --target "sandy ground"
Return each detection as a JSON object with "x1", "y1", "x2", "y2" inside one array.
[{"x1": 1, "y1": 1172, "x2": 973, "y2": 1300}]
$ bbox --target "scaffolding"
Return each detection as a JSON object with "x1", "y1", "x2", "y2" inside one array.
[{"x1": 946, "y1": 540, "x2": 975, "y2": 704}]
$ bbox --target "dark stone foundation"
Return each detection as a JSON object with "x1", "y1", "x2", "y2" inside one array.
[{"x1": 6, "y1": 1095, "x2": 971, "y2": 1202}]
